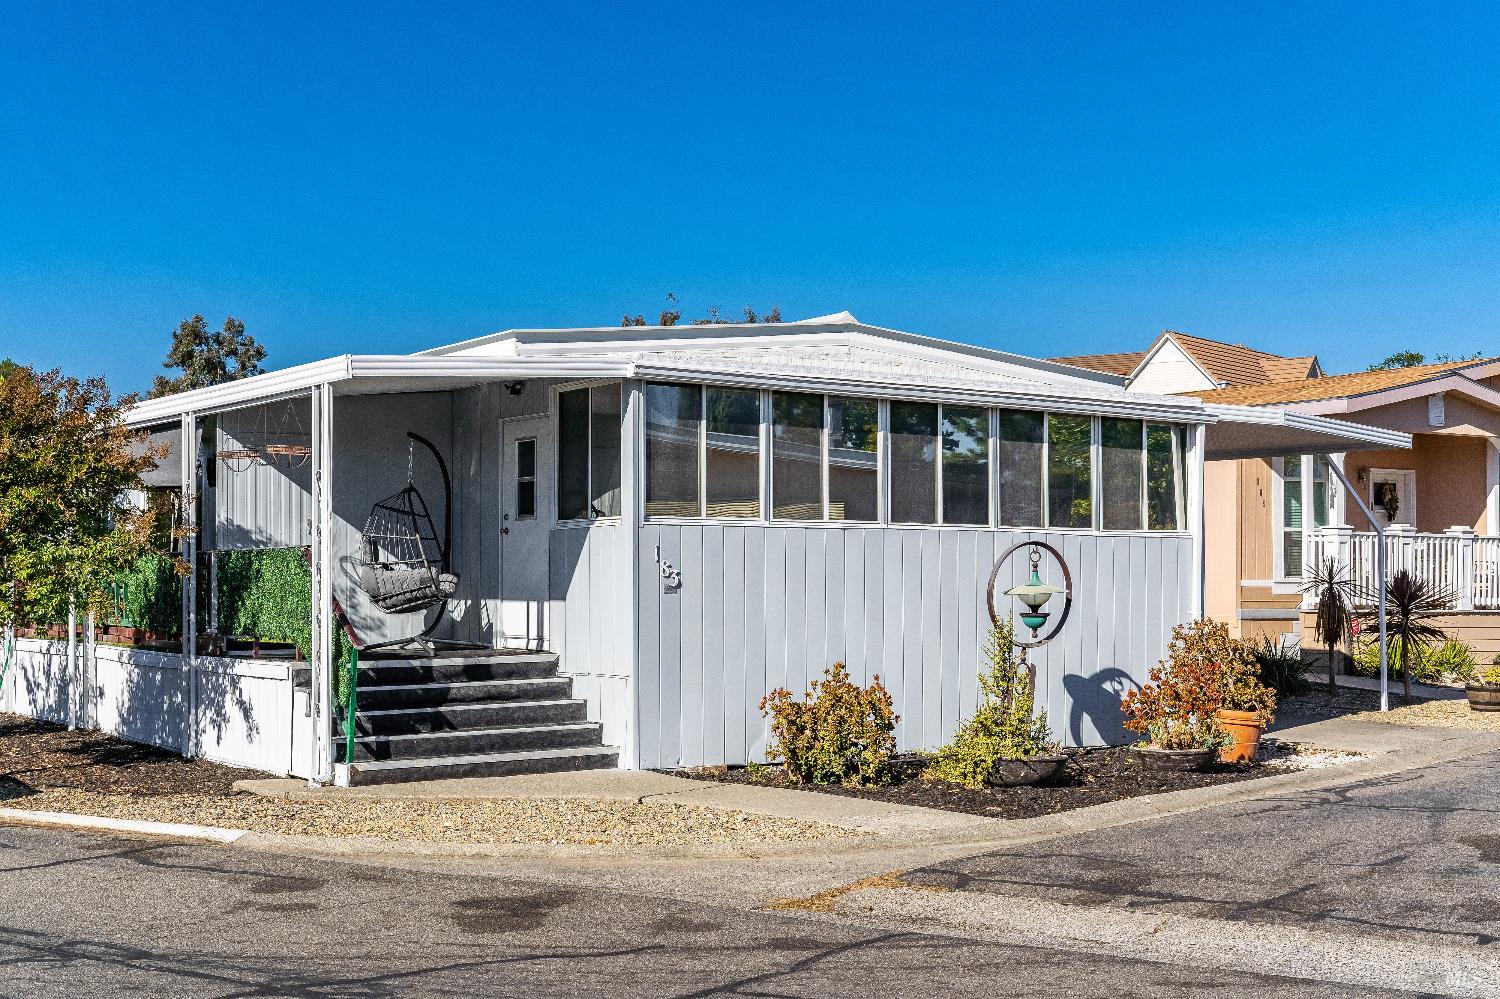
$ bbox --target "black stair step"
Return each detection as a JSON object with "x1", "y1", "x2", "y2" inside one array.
[
  {"x1": 350, "y1": 699, "x2": 588, "y2": 736},
  {"x1": 353, "y1": 655, "x2": 557, "y2": 687},
  {"x1": 349, "y1": 746, "x2": 621, "y2": 785},
  {"x1": 354, "y1": 677, "x2": 573, "y2": 710},
  {"x1": 337, "y1": 722, "x2": 604, "y2": 762}
]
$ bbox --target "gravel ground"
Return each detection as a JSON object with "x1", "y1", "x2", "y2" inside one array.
[
  {"x1": 1282, "y1": 688, "x2": 1500, "y2": 731},
  {"x1": 0, "y1": 714, "x2": 855, "y2": 846}
]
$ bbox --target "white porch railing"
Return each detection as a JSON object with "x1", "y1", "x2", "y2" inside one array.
[{"x1": 1309, "y1": 525, "x2": 1500, "y2": 611}]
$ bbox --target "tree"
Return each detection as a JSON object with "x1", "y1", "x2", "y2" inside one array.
[
  {"x1": 621, "y1": 297, "x2": 781, "y2": 328},
  {"x1": 1302, "y1": 556, "x2": 1357, "y2": 692},
  {"x1": 1358, "y1": 569, "x2": 1454, "y2": 703},
  {"x1": 149, "y1": 315, "x2": 266, "y2": 398},
  {"x1": 0, "y1": 365, "x2": 161, "y2": 627},
  {"x1": 1366, "y1": 349, "x2": 1482, "y2": 371}
]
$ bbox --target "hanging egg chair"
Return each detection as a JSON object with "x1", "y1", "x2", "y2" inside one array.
[{"x1": 357, "y1": 433, "x2": 481, "y2": 656}]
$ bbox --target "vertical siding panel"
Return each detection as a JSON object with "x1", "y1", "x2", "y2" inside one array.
[
  {"x1": 900, "y1": 531, "x2": 925, "y2": 750},
  {"x1": 957, "y1": 531, "x2": 981, "y2": 723},
  {"x1": 782, "y1": 529, "x2": 808, "y2": 695},
  {"x1": 844, "y1": 530, "x2": 868, "y2": 684},
  {"x1": 938, "y1": 531, "x2": 961, "y2": 745},
  {"x1": 804, "y1": 530, "x2": 828, "y2": 680},
  {"x1": 657, "y1": 525, "x2": 683, "y2": 767},
  {"x1": 881, "y1": 531, "x2": 906, "y2": 744},
  {"x1": 636, "y1": 527, "x2": 662, "y2": 767},
  {"x1": 763, "y1": 527, "x2": 788, "y2": 699},
  {"x1": 678, "y1": 527, "x2": 704, "y2": 769},
  {"x1": 919, "y1": 532, "x2": 943, "y2": 750},
  {"x1": 722, "y1": 527, "x2": 746, "y2": 766},
  {"x1": 744, "y1": 528, "x2": 768, "y2": 763},
  {"x1": 823, "y1": 530, "x2": 846, "y2": 671},
  {"x1": 699, "y1": 527, "x2": 725, "y2": 766}
]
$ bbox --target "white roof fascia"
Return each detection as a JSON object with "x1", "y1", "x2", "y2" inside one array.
[
  {"x1": 1204, "y1": 403, "x2": 1412, "y2": 455},
  {"x1": 123, "y1": 355, "x2": 634, "y2": 427},
  {"x1": 629, "y1": 358, "x2": 1207, "y2": 423},
  {"x1": 1284, "y1": 373, "x2": 1500, "y2": 416}
]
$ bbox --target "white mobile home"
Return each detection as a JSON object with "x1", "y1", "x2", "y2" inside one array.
[{"x1": 6, "y1": 313, "x2": 1407, "y2": 783}]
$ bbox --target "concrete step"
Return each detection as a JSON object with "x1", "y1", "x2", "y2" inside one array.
[
  {"x1": 349, "y1": 745, "x2": 621, "y2": 785},
  {"x1": 350, "y1": 699, "x2": 589, "y2": 736},
  {"x1": 337, "y1": 722, "x2": 604, "y2": 762},
  {"x1": 354, "y1": 677, "x2": 573, "y2": 710},
  {"x1": 354, "y1": 655, "x2": 558, "y2": 687}
]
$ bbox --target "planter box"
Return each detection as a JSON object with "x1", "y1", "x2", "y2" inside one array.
[
  {"x1": 985, "y1": 754, "x2": 1068, "y2": 787},
  {"x1": 1130, "y1": 746, "x2": 1215, "y2": 773},
  {"x1": 1466, "y1": 683, "x2": 1500, "y2": 712}
]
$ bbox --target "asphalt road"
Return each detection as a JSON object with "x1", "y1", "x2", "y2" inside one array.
[
  {"x1": 0, "y1": 823, "x2": 1433, "y2": 999},
  {"x1": 910, "y1": 751, "x2": 1500, "y2": 949}
]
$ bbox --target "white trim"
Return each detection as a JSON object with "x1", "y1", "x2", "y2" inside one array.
[
  {"x1": 1286, "y1": 371, "x2": 1500, "y2": 416},
  {"x1": 1202, "y1": 403, "x2": 1411, "y2": 456},
  {"x1": 1124, "y1": 333, "x2": 1220, "y2": 390},
  {"x1": 1367, "y1": 467, "x2": 1417, "y2": 528}
]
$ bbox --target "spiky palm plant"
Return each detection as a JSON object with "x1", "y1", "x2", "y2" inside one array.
[
  {"x1": 1302, "y1": 556, "x2": 1357, "y2": 693},
  {"x1": 1359, "y1": 569, "x2": 1455, "y2": 703}
]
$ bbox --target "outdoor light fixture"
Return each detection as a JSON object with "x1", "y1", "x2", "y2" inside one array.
[
  {"x1": 503, "y1": 381, "x2": 527, "y2": 396},
  {"x1": 1004, "y1": 546, "x2": 1066, "y2": 639}
]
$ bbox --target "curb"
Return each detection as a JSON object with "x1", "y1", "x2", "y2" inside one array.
[{"x1": 0, "y1": 807, "x2": 247, "y2": 844}]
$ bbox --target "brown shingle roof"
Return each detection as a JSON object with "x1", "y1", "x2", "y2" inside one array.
[
  {"x1": 1054, "y1": 332, "x2": 1320, "y2": 387},
  {"x1": 1188, "y1": 359, "x2": 1494, "y2": 406},
  {"x1": 1049, "y1": 351, "x2": 1145, "y2": 377}
]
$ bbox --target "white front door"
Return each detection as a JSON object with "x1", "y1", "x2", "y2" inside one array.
[
  {"x1": 1370, "y1": 468, "x2": 1417, "y2": 528},
  {"x1": 500, "y1": 416, "x2": 553, "y2": 649}
]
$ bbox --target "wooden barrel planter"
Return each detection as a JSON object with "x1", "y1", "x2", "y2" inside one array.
[
  {"x1": 1214, "y1": 709, "x2": 1265, "y2": 763},
  {"x1": 1466, "y1": 683, "x2": 1500, "y2": 712},
  {"x1": 985, "y1": 753, "x2": 1068, "y2": 787}
]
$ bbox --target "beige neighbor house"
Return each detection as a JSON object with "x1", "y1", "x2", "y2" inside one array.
[{"x1": 1057, "y1": 331, "x2": 1500, "y2": 657}]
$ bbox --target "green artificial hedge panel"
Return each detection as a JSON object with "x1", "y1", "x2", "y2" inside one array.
[{"x1": 105, "y1": 554, "x2": 182, "y2": 633}]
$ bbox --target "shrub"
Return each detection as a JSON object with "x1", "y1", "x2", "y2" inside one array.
[
  {"x1": 926, "y1": 618, "x2": 1055, "y2": 788},
  {"x1": 759, "y1": 662, "x2": 899, "y2": 786},
  {"x1": 1251, "y1": 635, "x2": 1310, "y2": 697},
  {"x1": 1352, "y1": 637, "x2": 1474, "y2": 685},
  {"x1": 1121, "y1": 618, "x2": 1266, "y2": 750}
]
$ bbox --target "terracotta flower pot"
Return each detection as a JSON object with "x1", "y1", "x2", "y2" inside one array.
[
  {"x1": 1130, "y1": 746, "x2": 1215, "y2": 772},
  {"x1": 985, "y1": 753, "x2": 1068, "y2": 788},
  {"x1": 1466, "y1": 683, "x2": 1500, "y2": 713},
  {"x1": 1215, "y1": 709, "x2": 1264, "y2": 763}
]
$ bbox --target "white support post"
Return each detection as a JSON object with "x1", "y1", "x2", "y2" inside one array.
[
  {"x1": 1387, "y1": 524, "x2": 1416, "y2": 579},
  {"x1": 1446, "y1": 526, "x2": 1476, "y2": 611},
  {"x1": 309, "y1": 384, "x2": 336, "y2": 786},
  {"x1": 179, "y1": 411, "x2": 199, "y2": 757},
  {"x1": 1487, "y1": 437, "x2": 1500, "y2": 536},
  {"x1": 66, "y1": 596, "x2": 77, "y2": 731},
  {"x1": 1306, "y1": 525, "x2": 1354, "y2": 610},
  {"x1": 620, "y1": 379, "x2": 644, "y2": 770},
  {"x1": 1188, "y1": 424, "x2": 1207, "y2": 619}
]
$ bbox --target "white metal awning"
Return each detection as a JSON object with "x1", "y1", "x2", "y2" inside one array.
[{"x1": 1202, "y1": 403, "x2": 1411, "y2": 460}]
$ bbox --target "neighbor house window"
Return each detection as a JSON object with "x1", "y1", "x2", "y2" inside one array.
[
  {"x1": 705, "y1": 387, "x2": 761, "y2": 518},
  {"x1": 772, "y1": 392, "x2": 824, "y2": 520},
  {"x1": 644, "y1": 383, "x2": 703, "y2": 517},
  {"x1": 1100, "y1": 418, "x2": 1144, "y2": 530},
  {"x1": 941, "y1": 406, "x2": 989, "y2": 525},
  {"x1": 998, "y1": 410, "x2": 1044, "y2": 527},
  {"x1": 1145, "y1": 424, "x2": 1185, "y2": 530},
  {"x1": 1047, "y1": 414, "x2": 1093, "y2": 529},
  {"x1": 827, "y1": 396, "x2": 879, "y2": 521},
  {"x1": 889, "y1": 402, "x2": 939, "y2": 524},
  {"x1": 557, "y1": 384, "x2": 622, "y2": 521}
]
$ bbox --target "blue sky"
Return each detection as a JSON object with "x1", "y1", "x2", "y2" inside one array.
[{"x1": 2, "y1": 2, "x2": 1498, "y2": 392}]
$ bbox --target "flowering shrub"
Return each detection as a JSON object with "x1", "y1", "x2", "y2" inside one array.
[
  {"x1": 759, "y1": 663, "x2": 899, "y2": 786},
  {"x1": 926, "y1": 618, "x2": 1055, "y2": 787},
  {"x1": 1121, "y1": 618, "x2": 1273, "y2": 750}
]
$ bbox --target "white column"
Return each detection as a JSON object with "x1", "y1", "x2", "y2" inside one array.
[
  {"x1": 179, "y1": 411, "x2": 199, "y2": 758},
  {"x1": 1188, "y1": 424, "x2": 1207, "y2": 618},
  {"x1": 1446, "y1": 525, "x2": 1477, "y2": 611},
  {"x1": 1487, "y1": 437, "x2": 1500, "y2": 536},
  {"x1": 309, "y1": 384, "x2": 336, "y2": 785},
  {"x1": 1387, "y1": 523, "x2": 1417, "y2": 578},
  {"x1": 620, "y1": 379, "x2": 644, "y2": 770}
]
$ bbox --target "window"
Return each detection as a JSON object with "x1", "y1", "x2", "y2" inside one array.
[
  {"x1": 557, "y1": 390, "x2": 590, "y2": 520},
  {"x1": 1281, "y1": 457, "x2": 1304, "y2": 576},
  {"x1": 1047, "y1": 414, "x2": 1093, "y2": 529},
  {"x1": 1145, "y1": 424, "x2": 1184, "y2": 530},
  {"x1": 706, "y1": 387, "x2": 761, "y2": 518},
  {"x1": 1278, "y1": 454, "x2": 1334, "y2": 577},
  {"x1": 515, "y1": 438, "x2": 537, "y2": 520},
  {"x1": 1100, "y1": 418, "x2": 1144, "y2": 530},
  {"x1": 772, "y1": 392, "x2": 823, "y2": 520},
  {"x1": 941, "y1": 406, "x2": 989, "y2": 525},
  {"x1": 889, "y1": 402, "x2": 939, "y2": 524},
  {"x1": 828, "y1": 396, "x2": 879, "y2": 521},
  {"x1": 998, "y1": 410, "x2": 1044, "y2": 527},
  {"x1": 644, "y1": 383, "x2": 702, "y2": 517},
  {"x1": 557, "y1": 385, "x2": 623, "y2": 521}
]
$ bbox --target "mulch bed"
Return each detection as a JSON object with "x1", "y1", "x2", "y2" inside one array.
[
  {"x1": 0, "y1": 713, "x2": 249, "y2": 802},
  {"x1": 672, "y1": 745, "x2": 1289, "y2": 821}
]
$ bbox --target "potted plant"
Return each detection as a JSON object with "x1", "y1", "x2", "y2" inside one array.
[
  {"x1": 926, "y1": 618, "x2": 1065, "y2": 788},
  {"x1": 1216, "y1": 650, "x2": 1277, "y2": 763},
  {"x1": 1122, "y1": 619, "x2": 1259, "y2": 771},
  {"x1": 1460, "y1": 657, "x2": 1500, "y2": 712}
]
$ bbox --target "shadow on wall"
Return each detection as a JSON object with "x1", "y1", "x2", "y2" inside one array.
[{"x1": 1063, "y1": 667, "x2": 1140, "y2": 746}]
